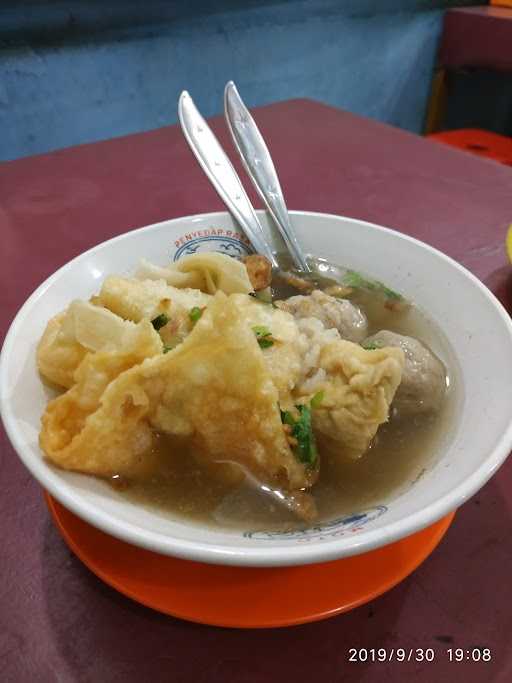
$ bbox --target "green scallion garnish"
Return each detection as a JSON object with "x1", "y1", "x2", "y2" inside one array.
[
  {"x1": 310, "y1": 390, "x2": 325, "y2": 409},
  {"x1": 151, "y1": 313, "x2": 169, "y2": 331},
  {"x1": 361, "y1": 341, "x2": 381, "y2": 350},
  {"x1": 189, "y1": 307, "x2": 203, "y2": 323},
  {"x1": 342, "y1": 269, "x2": 403, "y2": 301},
  {"x1": 280, "y1": 405, "x2": 318, "y2": 466},
  {"x1": 252, "y1": 325, "x2": 275, "y2": 349}
]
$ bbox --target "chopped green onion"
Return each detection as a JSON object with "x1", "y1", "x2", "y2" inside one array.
[
  {"x1": 151, "y1": 313, "x2": 169, "y2": 331},
  {"x1": 361, "y1": 341, "x2": 381, "y2": 351},
  {"x1": 252, "y1": 325, "x2": 271, "y2": 337},
  {"x1": 310, "y1": 390, "x2": 325, "y2": 409},
  {"x1": 252, "y1": 325, "x2": 274, "y2": 349},
  {"x1": 342, "y1": 269, "x2": 403, "y2": 301},
  {"x1": 341, "y1": 270, "x2": 371, "y2": 289},
  {"x1": 163, "y1": 344, "x2": 174, "y2": 354},
  {"x1": 189, "y1": 307, "x2": 203, "y2": 323},
  {"x1": 380, "y1": 285, "x2": 402, "y2": 301},
  {"x1": 280, "y1": 405, "x2": 318, "y2": 466},
  {"x1": 281, "y1": 410, "x2": 295, "y2": 428}
]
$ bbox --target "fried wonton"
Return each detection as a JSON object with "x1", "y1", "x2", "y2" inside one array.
[
  {"x1": 98, "y1": 276, "x2": 211, "y2": 346},
  {"x1": 40, "y1": 293, "x2": 314, "y2": 495},
  {"x1": 98, "y1": 276, "x2": 210, "y2": 322},
  {"x1": 37, "y1": 312, "x2": 89, "y2": 389},
  {"x1": 296, "y1": 341, "x2": 405, "y2": 457},
  {"x1": 230, "y1": 293, "x2": 304, "y2": 406},
  {"x1": 136, "y1": 252, "x2": 254, "y2": 295},
  {"x1": 37, "y1": 301, "x2": 162, "y2": 389}
]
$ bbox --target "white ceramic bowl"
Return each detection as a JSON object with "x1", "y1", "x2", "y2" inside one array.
[{"x1": 2, "y1": 210, "x2": 512, "y2": 567}]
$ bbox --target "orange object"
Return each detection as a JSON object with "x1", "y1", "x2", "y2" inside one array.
[
  {"x1": 45, "y1": 493, "x2": 456, "y2": 628},
  {"x1": 428, "y1": 128, "x2": 512, "y2": 166},
  {"x1": 490, "y1": 1, "x2": 512, "y2": 7}
]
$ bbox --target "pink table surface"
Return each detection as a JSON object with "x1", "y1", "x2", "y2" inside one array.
[{"x1": 1, "y1": 99, "x2": 512, "y2": 682}]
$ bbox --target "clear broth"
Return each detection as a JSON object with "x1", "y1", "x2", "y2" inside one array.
[{"x1": 114, "y1": 260, "x2": 461, "y2": 533}]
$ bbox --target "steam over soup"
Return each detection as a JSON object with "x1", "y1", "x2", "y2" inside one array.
[{"x1": 37, "y1": 251, "x2": 455, "y2": 531}]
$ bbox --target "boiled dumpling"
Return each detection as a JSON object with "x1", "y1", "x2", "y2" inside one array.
[{"x1": 136, "y1": 252, "x2": 253, "y2": 295}]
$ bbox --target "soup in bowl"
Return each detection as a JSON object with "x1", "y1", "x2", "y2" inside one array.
[{"x1": 1, "y1": 210, "x2": 512, "y2": 566}]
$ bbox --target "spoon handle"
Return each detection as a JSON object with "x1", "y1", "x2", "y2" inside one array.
[
  {"x1": 178, "y1": 91, "x2": 278, "y2": 268},
  {"x1": 224, "y1": 81, "x2": 311, "y2": 273}
]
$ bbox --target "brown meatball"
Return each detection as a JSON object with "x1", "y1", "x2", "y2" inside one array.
[
  {"x1": 276, "y1": 289, "x2": 368, "y2": 342},
  {"x1": 363, "y1": 330, "x2": 446, "y2": 416}
]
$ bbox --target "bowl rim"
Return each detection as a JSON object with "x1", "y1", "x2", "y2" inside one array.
[{"x1": 2, "y1": 209, "x2": 512, "y2": 567}]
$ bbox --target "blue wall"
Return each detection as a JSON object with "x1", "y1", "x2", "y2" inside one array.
[{"x1": 0, "y1": 1, "x2": 478, "y2": 161}]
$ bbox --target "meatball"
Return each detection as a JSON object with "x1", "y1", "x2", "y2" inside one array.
[
  {"x1": 275, "y1": 289, "x2": 368, "y2": 342},
  {"x1": 363, "y1": 330, "x2": 446, "y2": 416}
]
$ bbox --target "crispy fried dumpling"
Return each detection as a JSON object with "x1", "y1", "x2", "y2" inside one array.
[
  {"x1": 152, "y1": 293, "x2": 314, "y2": 492},
  {"x1": 98, "y1": 276, "x2": 210, "y2": 323},
  {"x1": 296, "y1": 341, "x2": 404, "y2": 457},
  {"x1": 40, "y1": 293, "x2": 314, "y2": 495},
  {"x1": 37, "y1": 312, "x2": 88, "y2": 389},
  {"x1": 136, "y1": 252, "x2": 253, "y2": 295},
  {"x1": 40, "y1": 335, "x2": 162, "y2": 478},
  {"x1": 61, "y1": 300, "x2": 163, "y2": 353},
  {"x1": 36, "y1": 301, "x2": 162, "y2": 388},
  {"x1": 98, "y1": 276, "x2": 210, "y2": 346},
  {"x1": 230, "y1": 294, "x2": 304, "y2": 406}
]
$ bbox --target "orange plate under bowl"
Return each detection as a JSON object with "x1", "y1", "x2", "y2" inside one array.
[{"x1": 45, "y1": 494, "x2": 455, "y2": 628}]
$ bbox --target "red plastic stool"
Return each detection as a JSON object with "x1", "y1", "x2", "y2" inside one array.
[{"x1": 428, "y1": 129, "x2": 512, "y2": 166}]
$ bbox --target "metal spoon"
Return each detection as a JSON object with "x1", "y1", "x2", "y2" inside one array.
[
  {"x1": 224, "y1": 81, "x2": 311, "y2": 273},
  {"x1": 178, "y1": 89, "x2": 314, "y2": 277},
  {"x1": 178, "y1": 90, "x2": 278, "y2": 268}
]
